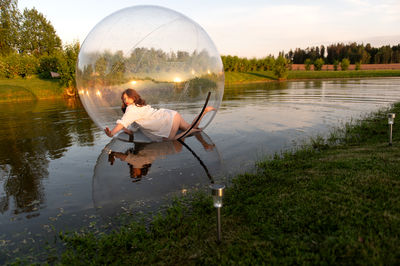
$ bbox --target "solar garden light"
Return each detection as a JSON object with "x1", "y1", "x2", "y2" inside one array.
[
  {"x1": 388, "y1": 113, "x2": 395, "y2": 146},
  {"x1": 210, "y1": 183, "x2": 225, "y2": 243}
]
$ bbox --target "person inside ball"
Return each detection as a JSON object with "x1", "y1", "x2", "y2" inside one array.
[{"x1": 104, "y1": 88, "x2": 214, "y2": 141}]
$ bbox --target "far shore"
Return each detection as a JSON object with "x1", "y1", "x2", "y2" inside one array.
[{"x1": 1, "y1": 68, "x2": 400, "y2": 102}]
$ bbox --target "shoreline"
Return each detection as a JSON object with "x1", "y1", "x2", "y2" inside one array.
[
  {"x1": 0, "y1": 76, "x2": 66, "y2": 103},
  {"x1": 1, "y1": 70, "x2": 400, "y2": 102}
]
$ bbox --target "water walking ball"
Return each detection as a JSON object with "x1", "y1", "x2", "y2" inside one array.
[{"x1": 76, "y1": 5, "x2": 224, "y2": 132}]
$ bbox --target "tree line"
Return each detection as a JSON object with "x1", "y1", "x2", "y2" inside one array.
[
  {"x1": 221, "y1": 55, "x2": 276, "y2": 72},
  {"x1": 221, "y1": 54, "x2": 289, "y2": 78},
  {"x1": 222, "y1": 42, "x2": 400, "y2": 73},
  {"x1": 0, "y1": 0, "x2": 78, "y2": 88},
  {"x1": 286, "y1": 43, "x2": 400, "y2": 64}
]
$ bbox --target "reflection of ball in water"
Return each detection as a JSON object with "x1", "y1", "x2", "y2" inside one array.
[{"x1": 76, "y1": 5, "x2": 224, "y2": 131}]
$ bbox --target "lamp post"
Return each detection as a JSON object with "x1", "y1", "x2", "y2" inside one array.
[
  {"x1": 210, "y1": 184, "x2": 225, "y2": 243},
  {"x1": 388, "y1": 113, "x2": 395, "y2": 146}
]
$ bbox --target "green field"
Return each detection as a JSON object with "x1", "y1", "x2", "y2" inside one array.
[
  {"x1": 0, "y1": 76, "x2": 64, "y2": 102},
  {"x1": 48, "y1": 102, "x2": 400, "y2": 265},
  {"x1": 225, "y1": 70, "x2": 400, "y2": 84}
]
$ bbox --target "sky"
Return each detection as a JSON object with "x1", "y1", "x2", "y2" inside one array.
[{"x1": 18, "y1": 0, "x2": 400, "y2": 58}]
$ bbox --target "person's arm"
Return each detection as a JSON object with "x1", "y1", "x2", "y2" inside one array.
[
  {"x1": 108, "y1": 105, "x2": 141, "y2": 138},
  {"x1": 106, "y1": 105, "x2": 139, "y2": 137},
  {"x1": 104, "y1": 123, "x2": 124, "y2": 137},
  {"x1": 123, "y1": 127, "x2": 133, "y2": 135}
]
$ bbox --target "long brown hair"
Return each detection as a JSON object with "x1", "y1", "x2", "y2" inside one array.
[{"x1": 121, "y1": 88, "x2": 146, "y2": 113}]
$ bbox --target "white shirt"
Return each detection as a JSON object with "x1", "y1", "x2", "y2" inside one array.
[{"x1": 116, "y1": 104, "x2": 177, "y2": 140}]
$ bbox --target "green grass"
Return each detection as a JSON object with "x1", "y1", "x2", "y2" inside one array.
[
  {"x1": 225, "y1": 71, "x2": 276, "y2": 83},
  {"x1": 54, "y1": 103, "x2": 400, "y2": 265},
  {"x1": 225, "y1": 70, "x2": 400, "y2": 84},
  {"x1": 288, "y1": 69, "x2": 400, "y2": 80},
  {"x1": 0, "y1": 76, "x2": 64, "y2": 102}
]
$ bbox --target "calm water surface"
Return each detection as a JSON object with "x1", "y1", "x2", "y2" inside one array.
[{"x1": 1, "y1": 78, "x2": 400, "y2": 261}]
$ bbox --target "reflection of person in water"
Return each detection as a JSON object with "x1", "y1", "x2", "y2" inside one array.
[
  {"x1": 108, "y1": 141, "x2": 182, "y2": 182},
  {"x1": 108, "y1": 149, "x2": 151, "y2": 182},
  {"x1": 104, "y1": 88, "x2": 215, "y2": 141},
  {"x1": 108, "y1": 133, "x2": 215, "y2": 182}
]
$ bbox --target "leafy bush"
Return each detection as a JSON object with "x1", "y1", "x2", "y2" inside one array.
[
  {"x1": 58, "y1": 42, "x2": 80, "y2": 88},
  {"x1": 38, "y1": 55, "x2": 62, "y2": 78},
  {"x1": 273, "y1": 55, "x2": 289, "y2": 79},
  {"x1": 0, "y1": 53, "x2": 39, "y2": 78},
  {"x1": 221, "y1": 55, "x2": 275, "y2": 72},
  {"x1": 333, "y1": 60, "x2": 339, "y2": 71},
  {"x1": 313, "y1": 58, "x2": 324, "y2": 71},
  {"x1": 0, "y1": 57, "x2": 6, "y2": 78},
  {"x1": 341, "y1": 58, "x2": 350, "y2": 71},
  {"x1": 3, "y1": 53, "x2": 22, "y2": 78},
  {"x1": 355, "y1": 61, "x2": 361, "y2": 70},
  {"x1": 18, "y1": 54, "x2": 39, "y2": 77},
  {"x1": 304, "y1": 58, "x2": 312, "y2": 71}
]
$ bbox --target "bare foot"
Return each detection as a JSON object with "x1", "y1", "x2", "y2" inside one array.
[{"x1": 204, "y1": 106, "x2": 216, "y2": 114}]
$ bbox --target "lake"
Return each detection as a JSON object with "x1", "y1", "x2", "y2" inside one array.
[{"x1": 1, "y1": 77, "x2": 400, "y2": 262}]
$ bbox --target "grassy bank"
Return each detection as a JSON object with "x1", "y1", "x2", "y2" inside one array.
[
  {"x1": 2, "y1": 69, "x2": 400, "y2": 102},
  {"x1": 225, "y1": 69, "x2": 400, "y2": 84},
  {"x1": 0, "y1": 76, "x2": 64, "y2": 102},
  {"x1": 54, "y1": 103, "x2": 400, "y2": 265}
]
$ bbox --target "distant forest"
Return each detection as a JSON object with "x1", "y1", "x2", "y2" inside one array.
[
  {"x1": 222, "y1": 43, "x2": 400, "y2": 72},
  {"x1": 287, "y1": 43, "x2": 400, "y2": 64}
]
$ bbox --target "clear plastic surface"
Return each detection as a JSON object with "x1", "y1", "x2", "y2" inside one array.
[{"x1": 76, "y1": 5, "x2": 224, "y2": 131}]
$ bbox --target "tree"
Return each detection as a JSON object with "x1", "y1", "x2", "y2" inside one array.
[
  {"x1": 340, "y1": 58, "x2": 350, "y2": 71},
  {"x1": 320, "y1": 45, "x2": 325, "y2": 59},
  {"x1": 262, "y1": 56, "x2": 275, "y2": 71},
  {"x1": 273, "y1": 55, "x2": 288, "y2": 80},
  {"x1": 333, "y1": 60, "x2": 339, "y2": 71},
  {"x1": 313, "y1": 58, "x2": 324, "y2": 71},
  {"x1": 18, "y1": 7, "x2": 61, "y2": 56},
  {"x1": 355, "y1": 61, "x2": 361, "y2": 70},
  {"x1": 250, "y1": 58, "x2": 257, "y2": 71},
  {"x1": 0, "y1": 0, "x2": 20, "y2": 56},
  {"x1": 304, "y1": 58, "x2": 312, "y2": 71},
  {"x1": 59, "y1": 41, "x2": 80, "y2": 89},
  {"x1": 292, "y1": 48, "x2": 306, "y2": 64},
  {"x1": 38, "y1": 54, "x2": 61, "y2": 78},
  {"x1": 0, "y1": 56, "x2": 5, "y2": 77},
  {"x1": 232, "y1": 56, "x2": 239, "y2": 72},
  {"x1": 13, "y1": 53, "x2": 38, "y2": 77},
  {"x1": 3, "y1": 52, "x2": 21, "y2": 77},
  {"x1": 374, "y1": 45, "x2": 392, "y2": 64}
]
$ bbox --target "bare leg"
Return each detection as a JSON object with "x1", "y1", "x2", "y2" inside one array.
[
  {"x1": 191, "y1": 106, "x2": 216, "y2": 129},
  {"x1": 194, "y1": 132, "x2": 215, "y2": 151},
  {"x1": 173, "y1": 128, "x2": 201, "y2": 140},
  {"x1": 168, "y1": 107, "x2": 215, "y2": 140},
  {"x1": 168, "y1": 113, "x2": 191, "y2": 139}
]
